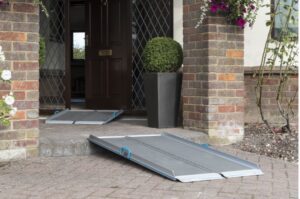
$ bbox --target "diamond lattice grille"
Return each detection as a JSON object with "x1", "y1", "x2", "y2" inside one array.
[
  {"x1": 132, "y1": 0, "x2": 173, "y2": 110},
  {"x1": 39, "y1": 0, "x2": 173, "y2": 111},
  {"x1": 40, "y1": 0, "x2": 66, "y2": 110}
]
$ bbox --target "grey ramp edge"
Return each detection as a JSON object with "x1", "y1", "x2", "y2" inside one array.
[
  {"x1": 45, "y1": 110, "x2": 123, "y2": 125},
  {"x1": 75, "y1": 110, "x2": 123, "y2": 125},
  {"x1": 88, "y1": 134, "x2": 263, "y2": 182},
  {"x1": 88, "y1": 134, "x2": 223, "y2": 182},
  {"x1": 45, "y1": 110, "x2": 74, "y2": 124},
  {"x1": 132, "y1": 133, "x2": 263, "y2": 178}
]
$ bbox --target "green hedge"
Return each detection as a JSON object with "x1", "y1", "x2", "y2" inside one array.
[
  {"x1": 39, "y1": 37, "x2": 46, "y2": 66},
  {"x1": 143, "y1": 37, "x2": 183, "y2": 72}
]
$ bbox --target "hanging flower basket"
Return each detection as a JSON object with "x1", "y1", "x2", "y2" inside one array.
[
  {"x1": 0, "y1": 0, "x2": 9, "y2": 6},
  {"x1": 196, "y1": 0, "x2": 261, "y2": 29}
]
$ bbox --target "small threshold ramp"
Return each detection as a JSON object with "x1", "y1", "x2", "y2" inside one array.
[
  {"x1": 88, "y1": 133, "x2": 263, "y2": 182},
  {"x1": 46, "y1": 110, "x2": 123, "y2": 125}
]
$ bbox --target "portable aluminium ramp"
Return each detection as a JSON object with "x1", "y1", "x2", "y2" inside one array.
[
  {"x1": 88, "y1": 133, "x2": 263, "y2": 182},
  {"x1": 46, "y1": 110, "x2": 123, "y2": 125}
]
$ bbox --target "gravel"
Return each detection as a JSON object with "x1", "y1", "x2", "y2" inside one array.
[{"x1": 232, "y1": 123, "x2": 298, "y2": 163}]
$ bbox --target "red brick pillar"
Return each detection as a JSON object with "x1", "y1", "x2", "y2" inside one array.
[
  {"x1": 182, "y1": 3, "x2": 244, "y2": 144},
  {"x1": 0, "y1": 0, "x2": 39, "y2": 161}
]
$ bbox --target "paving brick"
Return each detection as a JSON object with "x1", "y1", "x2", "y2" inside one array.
[
  {"x1": 0, "y1": 119, "x2": 296, "y2": 199},
  {"x1": 220, "y1": 184, "x2": 240, "y2": 193}
]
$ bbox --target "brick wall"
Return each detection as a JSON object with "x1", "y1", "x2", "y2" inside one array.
[
  {"x1": 0, "y1": 0, "x2": 39, "y2": 161},
  {"x1": 182, "y1": 2, "x2": 244, "y2": 145},
  {"x1": 244, "y1": 69, "x2": 298, "y2": 125}
]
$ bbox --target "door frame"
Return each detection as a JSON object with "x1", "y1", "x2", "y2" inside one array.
[
  {"x1": 65, "y1": 0, "x2": 133, "y2": 110},
  {"x1": 65, "y1": 0, "x2": 71, "y2": 109}
]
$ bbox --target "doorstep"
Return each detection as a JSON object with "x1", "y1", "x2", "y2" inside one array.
[{"x1": 39, "y1": 116, "x2": 209, "y2": 157}]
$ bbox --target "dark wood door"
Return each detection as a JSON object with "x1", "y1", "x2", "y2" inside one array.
[{"x1": 85, "y1": 0, "x2": 132, "y2": 109}]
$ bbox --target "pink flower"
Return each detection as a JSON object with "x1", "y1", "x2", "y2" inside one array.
[
  {"x1": 220, "y1": 4, "x2": 228, "y2": 12},
  {"x1": 236, "y1": 17, "x2": 246, "y2": 28},
  {"x1": 239, "y1": 4, "x2": 246, "y2": 13},
  {"x1": 250, "y1": 4, "x2": 255, "y2": 10},
  {"x1": 210, "y1": 4, "x2": 219, "y2": 13}
]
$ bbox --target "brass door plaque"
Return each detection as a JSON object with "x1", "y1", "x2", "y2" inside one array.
[{"x1": 99, "y1": 49, "x2": 112, "y2": 56}]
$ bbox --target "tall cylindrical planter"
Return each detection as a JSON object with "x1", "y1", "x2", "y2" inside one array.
[{"x1": 144, "y1": 72, "x2": 182, "y2": 128}]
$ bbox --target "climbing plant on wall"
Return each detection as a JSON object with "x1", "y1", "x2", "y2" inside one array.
[
  {"x1": 255, "y1": 0, "x2": 298, "y2": 133},
  {"x1": 34, "y1": 0, "x2": 48, "y2": 17},
  {"x1": 0, "y1": 46, "x2": 17, "y2": 127}
]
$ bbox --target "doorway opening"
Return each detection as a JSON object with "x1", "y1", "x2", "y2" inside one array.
[
  {"x1": 70, "y1": 1, "x2": 86, "y2": 109},
  {"x1": 39, "y1": 0, "x2": 174, "y2": 113},
  {"x1": 68, "y1": 0, "x2": 132, "y2": 110}
]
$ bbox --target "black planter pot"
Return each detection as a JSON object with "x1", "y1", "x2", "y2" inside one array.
[{"x1": 144, "y1": 72, "x2": 182, "y2": 128}]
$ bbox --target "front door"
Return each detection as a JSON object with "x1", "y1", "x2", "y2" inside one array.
[{"x1": 85, "y1": 0, "x2": 132, "y2": 109}]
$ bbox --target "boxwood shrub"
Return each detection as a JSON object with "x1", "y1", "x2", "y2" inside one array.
[
  {"x1": 143, "y1": 37, "x2": 183, "y2": 73},
  {"x1": 39, "y1": 37, "x2": 46, "y2": 66}
]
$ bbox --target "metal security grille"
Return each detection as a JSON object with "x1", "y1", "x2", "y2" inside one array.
[
  {"x1": 132, "y1": 0, "x2": 173, "y2": 110},
  {"x1": 40, "y1": 0, "x2": 66, "y2": 110},
  {"x1": 39, "y1": 0, "x2": 173, "y2": 111}
]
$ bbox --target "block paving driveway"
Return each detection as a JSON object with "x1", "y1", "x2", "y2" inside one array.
[{"x1": 0, "y1": 146, "x2": 297, "y2": 199}]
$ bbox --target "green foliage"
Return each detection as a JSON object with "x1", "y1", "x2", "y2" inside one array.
[
  {"x1": 0, "y1": 46, "x2": 15, "y2": 127},
  {"x1": 73, "y1": 47, "x2": 85, "y2": 60},
  {"x1": 0, "y1": 100, "x2": 12, "y2": 127},
  {"x1": 197, "y1": 0, "x2": 262, "y2": 28},
  {"x1": 34, "y1": 0, "x2": 48, "y2": 17},
  {"x1": 143, "y1": 37, "x2": 183, "y2": 73},
  {"x1": 255, "y1": 0, "x2": 298, "y2": 132},
  {"x1": 39, "y1": 37, "x2": 46, "y2": 66}
]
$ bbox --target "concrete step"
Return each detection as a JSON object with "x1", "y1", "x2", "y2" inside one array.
[
  {"x1": 39, "y1": 118, "x2": 209, "y2": 157},
  {"x1": 39, "y1": 137, "x2": 102, "y2": 157}
]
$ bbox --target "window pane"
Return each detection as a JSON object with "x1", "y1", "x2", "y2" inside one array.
[
  {"x1": 73, "y1": 32, "x2": 85, "y2": 60},
  {"x1": 274, "y1": 0, "x2": 298, "y2": 38}
]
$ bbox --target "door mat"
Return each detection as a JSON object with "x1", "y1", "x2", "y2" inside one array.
[
  {"x1": 89, "y1": 133, "x2": 263, "y2": 182},
  {"x1": 46, "y1": 110, "x2": 123, "y2": 125}
]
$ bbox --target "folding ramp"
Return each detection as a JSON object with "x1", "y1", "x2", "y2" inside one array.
[
  {"x1": 46, "y1": 110, "x2": 123, "y2": 125},
  {"x1": 88, "y1": 133, "x2": 263, "y2": 182}
]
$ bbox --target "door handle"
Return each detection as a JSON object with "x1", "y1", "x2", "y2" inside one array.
[{"x1": 99, "y1": 49, "x2": 112, "y2": 56}]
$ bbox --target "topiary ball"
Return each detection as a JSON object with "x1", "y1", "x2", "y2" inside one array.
[
  {"x1": 39, "y1": 37, "x2": 46, "y2": 66},
  {"x1": 143, "y1": 37, "x2": 183, "y2": 73}
]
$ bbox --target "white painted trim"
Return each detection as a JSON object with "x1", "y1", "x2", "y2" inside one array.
[
  {"x1": 173, "y1": 0, "x2": 183, "y2": 46},
  {"x1": 244, "y1": 2, "x2": 271, "y2": 67}
]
